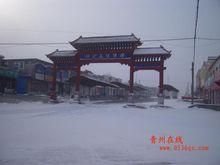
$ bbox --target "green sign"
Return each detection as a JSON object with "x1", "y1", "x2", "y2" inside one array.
[{"x1": 0, "y1": 69, "x2": 18, "y2": 79}]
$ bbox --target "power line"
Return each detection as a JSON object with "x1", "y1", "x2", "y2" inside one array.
[
  {"x1": 156, "y1": 40, "x2": 220, "y2": 49},
  {"x1": 0, "y1": 28, "x2": 75, "y2": 34},
  {"x1": 198, "y1": 37, "x2": 220, "y2": 41},
  {"x1": 0, "y1": 42, "x2": 68, "y2": 46},
  {"x1": 142, "y1": 37, "x2": 194, "y2": 42},
  {"x1": 0, "y1": 37, "x2": 220, "y2": 46},
  {"x1": 142, "y1": 37, "x2": 220, "y2": 42},
  {"x1": 1, "y1": 28, "x2": 220, "y2": 40}
]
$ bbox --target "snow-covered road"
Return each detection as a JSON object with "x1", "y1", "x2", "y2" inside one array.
[{"x1": 0, "y1": 100, "x2": 220, "y2": 165}]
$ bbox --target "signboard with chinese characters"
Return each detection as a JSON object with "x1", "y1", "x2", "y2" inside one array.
[
  {"x1": 56, "y1": 63, "x2": 77, "y2": 69},
  {"x1": 80, "y1": 53, "x2": 130, "y2": 60},
  {"x1": 134, "y1": 63, "x2": 161, "y2": 68}
]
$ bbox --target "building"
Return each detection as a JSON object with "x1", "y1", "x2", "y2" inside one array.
[
  {"x1": 133, "y1": 83, "x2": 150, "y2": 98},
  {"x1": 196, "y1": 56, "x2": 218, "y2": 99},
  {"x1": 196, "y1": 55, "x2": 220, "y2": 104},
  {"x1": 73, "y1": 71, "x2": 150, "y2": 99},
  {"x1": 205, "y1": 55, "x2": 220, "y2": 104},
  {"x1": 0, "y1": 55, "x2": 5, "y2": 64},
  {"x1": 1, "y1": 58, "x2": 73, "y2": 95},
  {"x1": 163, "y1": 84, "x2": 179, "y2": 99},
  {"x1": 1, "y1": 56, "x2": 156, "y2": 100},
  {"x1": 0, "y1": 56, "x2": 18, "y2": 94},
  {"x1": 70, "y1": 71, "x2": 120, "y2": 99}
]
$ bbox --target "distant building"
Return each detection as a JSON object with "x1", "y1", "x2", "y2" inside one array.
[
  {"x1": 69, "y1": 71, "x2": 120, "y2": 99},
  {"x1": 77, "y1": 71, "x2": 150, "y2": 99},
  {"x1": 2, "y1": 58, "x2": 73, "y2": 95},
  {"x1": 205, "y1": 55, "x2": 220, "y2": 104},
  {"x1": 1, "y1": 57, "x2": 155, "y2": 100},
  {"x1": 99, "y1": 74, "x2": 122, "y2": 83},
  {"x1": 133, "y1": 83, "x2": 150, "y2": 98},
  {"x1": 0, "y1": 56, "x2": 18, "y2": 93},
  {"x1": 147, "y1": 87, "x2": 158, "y2": 97},
  {"x1": 196, "y1": 55, "x2": 220, "y2": 104},
  {"x1": 196, "y1": 56, "x2": 218, "y2": 99},
  {"x1": 0, "y1": 55, "x2": 4, "y2": 65},
  {"x1": 163, "y1": 84, "x2": 179, "y2": 99}
]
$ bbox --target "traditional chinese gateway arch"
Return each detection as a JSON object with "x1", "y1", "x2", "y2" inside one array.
[{"x1": 46, "y1": 34, "x2": 171, "y2": 104}]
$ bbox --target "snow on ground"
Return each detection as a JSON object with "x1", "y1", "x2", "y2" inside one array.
[{"x1": 0, "y1": 99, "x2": 220, "y2": 165}]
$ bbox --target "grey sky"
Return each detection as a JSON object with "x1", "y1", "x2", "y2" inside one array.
[{"x1": 0, "y1": 0, "x2": 220, "y2": 94}]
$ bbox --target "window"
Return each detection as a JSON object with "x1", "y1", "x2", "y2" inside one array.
[
  {"x1": 15, "y1": 61, "x2": 24, "y2": 70},
  {"x1": 20, "y1": 62, "x2": 24, "y2": 69},
  {"x1": 25, "y1": 60, "x2": 31, "y2": 64}
]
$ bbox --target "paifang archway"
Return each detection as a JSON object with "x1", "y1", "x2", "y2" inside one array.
[{"x1": 46, "y1": 34, "x2": 171, "y2": 104}]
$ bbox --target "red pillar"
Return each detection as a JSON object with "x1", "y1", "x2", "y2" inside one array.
[
  {"x1": 75, "y1": 65, "x2": 81, "y2": 92},
  {"x1": 128, "y1": 64, "x2": 134, "y2": 103},
  {"x1": 129, "y1": 65, "x2": 134, "y2": 93},
  {"x1": 158, "y1": 60, "x2": 164, "y2": 104},
  {"x1": 159, "y1": 69, "x2": 164, "y2": 94},
  {"x1": 50, "y1": 64, "x2": 57, "y2": 100},
  {"x1": 75, "y1": 62, "x2": 81, "y2": 102}
]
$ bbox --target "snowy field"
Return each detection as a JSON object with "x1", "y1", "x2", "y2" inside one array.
[{"x1": 0, "y1": 100, "x2": 220, "y2": 165}]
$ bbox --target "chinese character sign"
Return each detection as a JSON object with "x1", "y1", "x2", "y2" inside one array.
[{"x1": 80, "y1": 53, "x2": 130, "y2": 59}]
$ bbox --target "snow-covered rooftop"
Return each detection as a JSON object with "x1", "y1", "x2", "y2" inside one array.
[
  {"x1": 208, "y1": 56, "x2": 218, "y2": 60},
  {"x1": 46, "y1": 46, "x2": 171, "y2": 60},
  {"x1": 71, "y1": 34, "x2": 140, "y2": 44},
  {"x1": 47, "y1": 50, "x2": 77, "y2": 57},
  {"x1": 133, "y1": 47, "x2": 170, "y2": 55},
  {"x1": 79, "y1": 74, "x2": 119, "y2": 88}
]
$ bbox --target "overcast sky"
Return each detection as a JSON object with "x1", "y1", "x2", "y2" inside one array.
[{"x1": 0, "y1": 0, "x2": 220, "y2": 94}]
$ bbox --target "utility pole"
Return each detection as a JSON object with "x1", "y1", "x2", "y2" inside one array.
[
  {"x1": 191, "y1": 0, "x2": 200, "y2": 104},
  {"x1": 191, "y1": 62, "x2": 194, "y2": 104}
]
